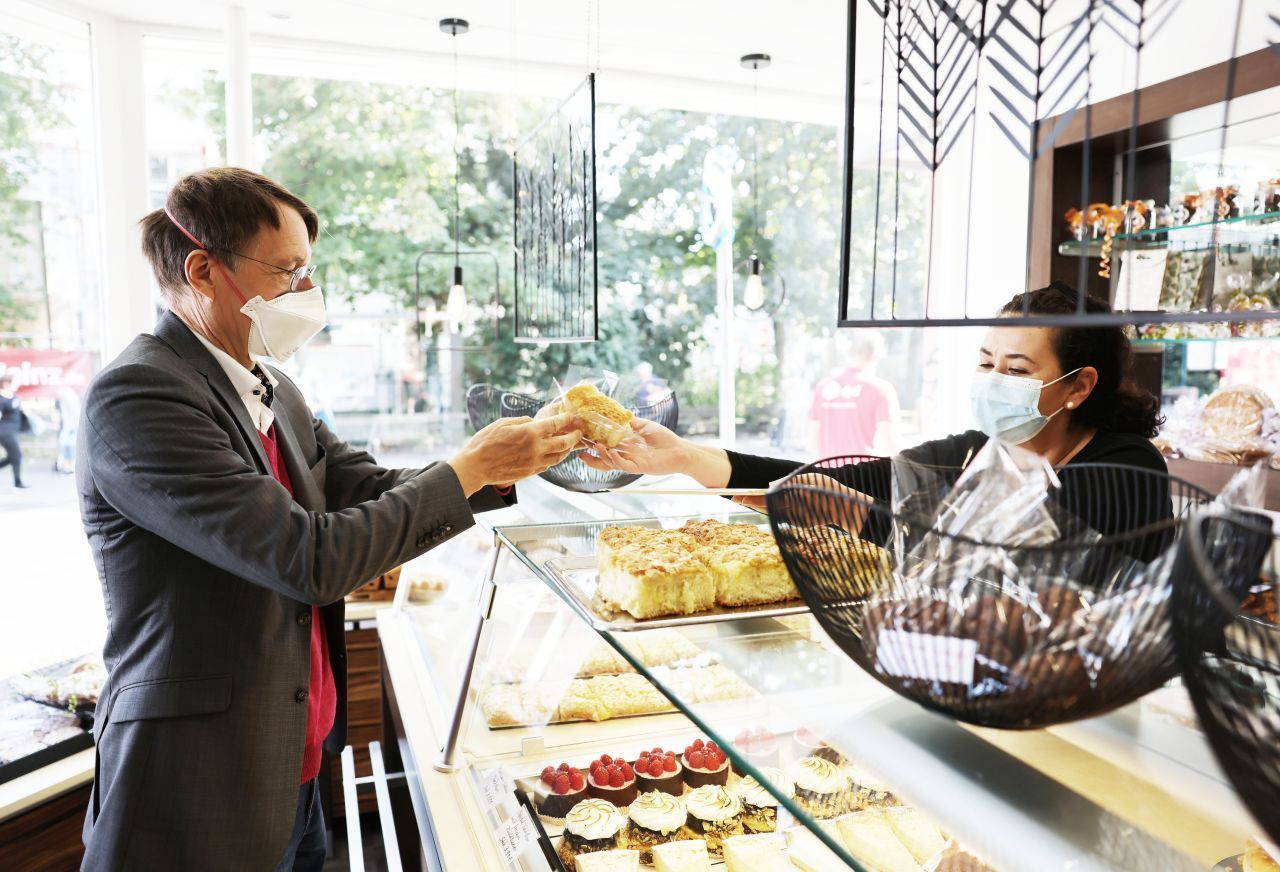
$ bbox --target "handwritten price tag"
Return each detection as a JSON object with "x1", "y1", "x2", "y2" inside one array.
[
  {"x1": 495, "y1": 807, "x2": 540, "y2": 865},
  {"x1": 479, "y1": 766, "x2": 514, "y2": 812}
]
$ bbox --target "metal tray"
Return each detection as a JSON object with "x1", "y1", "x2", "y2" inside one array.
[{"x1": 542, "y1": 554, "x2": 809, "y2": 632}]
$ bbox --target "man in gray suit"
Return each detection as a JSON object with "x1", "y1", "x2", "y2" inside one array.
[{"x1": 77, "y1": 167, "x2": 581, "y2": 870}]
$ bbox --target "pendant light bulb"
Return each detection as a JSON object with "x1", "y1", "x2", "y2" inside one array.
[
  {"x1": 743, "y1": 255, "x2": 765, "y2": 310},
  {"x1": 447, "y1": 264, "x2": 467, "y2": 328}
]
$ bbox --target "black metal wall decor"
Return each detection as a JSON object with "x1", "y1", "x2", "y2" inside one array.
[
  {"x1": 512, "y1": 73, "x2": 599, "y2": 343},
  {"x1": 837, "y1": 0, "x2": 1280, "y2": 327}
]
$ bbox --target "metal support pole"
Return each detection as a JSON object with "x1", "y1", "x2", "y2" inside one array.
[{"x1": 434, "y1": 544, "x2": 501, "y2": 772}]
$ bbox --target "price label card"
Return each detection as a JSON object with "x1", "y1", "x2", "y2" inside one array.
[
  {"x1": 1117, "y1": 249, "x2": 1168, "y2": 311},
  {"x1": 875, "y1": 629, "x2": 978, "y2": 685},
  {"x1": 495, "y1": 807, "x2": 540, "y2": 866},
  {"x1": 480, "y1": 766, "x2": 514, "y2": 812}
]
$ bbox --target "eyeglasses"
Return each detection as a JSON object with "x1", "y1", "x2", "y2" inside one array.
[{"x1": 212, "y1": 249, "x2": 318, "y2": 291}]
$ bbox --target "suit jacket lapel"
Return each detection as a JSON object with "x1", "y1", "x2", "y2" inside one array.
[{"x1": 152, "y1": 312, "x2": 272, "y2": 474}]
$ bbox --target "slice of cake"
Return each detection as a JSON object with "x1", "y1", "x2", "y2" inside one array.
[
  {"x1": 573, "y1": 847, "x2": 639, "y2": 871},
  {"x1": 882, "y1": 806, "x2": 946, "y2": 863},
  {"x1": 836, "y1": 811, "x2": 919, "y2": 872},
  {"x1": 596, "y1": 527, "x2": 717, "y2": 619},
  {"x1": 651, "y1": 839, "x2": 711, "y2": 872},
  {"x1": 784, "y1": 826, "x2": 853, "y2": 872},
  {"x1": 722, "y1": 832, "x2": 791, "y2": 871},
  {"x1": 681, "y1": 519, "x2": 798, "y2": 606},
  {"x1": 564, "y1": 383, "x2": 635, "y2": 447}
]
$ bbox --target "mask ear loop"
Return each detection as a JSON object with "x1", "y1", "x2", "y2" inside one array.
[
  {"x1": 1042, "y1": 367, "x2": 1085, "y2": 420},
  {"x1": 164, "y1": 206, "x2": 250, "y2": 306}
]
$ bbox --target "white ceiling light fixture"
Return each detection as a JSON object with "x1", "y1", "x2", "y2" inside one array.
[
  {"x1": 442, "y1": 17, "x2": 469, "y2": 330},
  {"x1": 739, "y1": 52, "x2": 785, "y2": 316}
]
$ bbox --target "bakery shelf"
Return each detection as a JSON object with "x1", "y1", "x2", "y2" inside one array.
[
  {"x1": 1059, "y1": 210, "x2": 1280, "y2": 258},
  {"x1": 1119, "y1": 209, "x2": 1280, "y2": 241}
]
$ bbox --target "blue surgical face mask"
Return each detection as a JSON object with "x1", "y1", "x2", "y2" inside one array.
[{"x1": 970, "y1": 368, "x2": 1082, "y2": 444}]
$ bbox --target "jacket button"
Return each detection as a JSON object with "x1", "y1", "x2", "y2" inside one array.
[
  {"x1": 297, "y1": 610, "x2": 312, "y2": 626},
  {"x1": 295, "y1": 689, "x2": 308, "y2": 704}
]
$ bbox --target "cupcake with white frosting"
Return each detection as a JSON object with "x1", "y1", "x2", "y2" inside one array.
[
  {"x1": 731, "y1": 766, "x2": 792, "y2": 833},
  {"x1": 787, "y1": 755, "x2": 852, "y2": 819},
  {"x1": 680, "y1": 784, "x2": 744, "y2": 857},
  {"x1": 556, "y1": 798, "x2": 626, "y2": 869},
  {"x1": 623, "y1": 790, "x2": 687, "y2": 864}
]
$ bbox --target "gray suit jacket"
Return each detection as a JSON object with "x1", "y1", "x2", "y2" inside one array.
[{"x1": 77, "y1": 312, "x2": 507, "y2": 870}]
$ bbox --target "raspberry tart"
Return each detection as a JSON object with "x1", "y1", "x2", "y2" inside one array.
[
  {"x1": 535, "y1": 762, "x2": 588, "y2": 820},
  {"x1": 586, "y1": 754, "x2": 639, "y2": 807},
  {"x1": 681, "y1": 738, "x2": 730, "y2": 788},
  {"x1": 632, "y1": 747, "x2": 684, "y2": 796}
]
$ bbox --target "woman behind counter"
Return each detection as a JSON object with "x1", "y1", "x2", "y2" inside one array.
[{"x1": 584, "y1": 283, "x2": 1170, "y2": 541}]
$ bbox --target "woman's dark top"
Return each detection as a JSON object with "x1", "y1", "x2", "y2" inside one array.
[
  {"x1": 0, "y1": 395, "x2": 21, "y2": 435},
  {"x1": 728, "y1": 429, "x2": 1173, "y2": 557}
]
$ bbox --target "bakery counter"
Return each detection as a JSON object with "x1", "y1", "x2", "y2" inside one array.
[
  {"x1": 381, "y1": 481, "x2": 1271, "y2": 870},
  {"x1": 386, "y1": 555, "x2": 1253, "y2": 870}
]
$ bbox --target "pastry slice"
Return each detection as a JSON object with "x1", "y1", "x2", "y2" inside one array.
[
  {"x1": 651, "y1": 839, "x2": 712, "y2": 872},
  {"x1": 556, "y1": 679, "x2": 612, "y2": 722},
  {"x1": 565, "y1": 383, "x2": 634, "y2": 447},
  {"x1": 477, "y1": 685, "x2": 524, "y2": 727},
  {"x1": 784, "y1": 826, "x2": 853, "y2": 872},
  {"x1": 573, "y1": 848, "x2": 639, "y2": 871},
  {"x1": 836, "y1": 811, "x2": 919, "y2": 872},
  {"x1": 723, "y1": 833, "x2": 791, "y2": 871},
  {"x1": 596, "y1": 528, "x2": 716, "y2": 619},
  {"x1": 712, "y1": 540, "x2": 799, "y2": 607},
  {"x1": 598, "y1": 673, "x2": 673, "y2": 717},
  {"x1": 632, "y1": 629, "x2": 703, "y2": 666},
  {"x1": 882, "y1": 807, "x2": 946, "y2": 863}
]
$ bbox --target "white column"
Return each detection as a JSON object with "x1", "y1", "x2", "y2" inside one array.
[
  {"x1": 224, "y1": 5, "x2": 253, "y2": 168},
  {"x1": 91, "y1": 18, "x2": 154, "y2": 359}
]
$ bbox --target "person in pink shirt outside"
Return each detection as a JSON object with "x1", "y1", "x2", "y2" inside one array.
[{"x1": 807, "y1": 330, "x2": 900, "y2": 458}]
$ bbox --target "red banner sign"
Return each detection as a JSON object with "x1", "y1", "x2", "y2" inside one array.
[{"x1": 0, "y1": 350, "x2": 95, "y2": 399}]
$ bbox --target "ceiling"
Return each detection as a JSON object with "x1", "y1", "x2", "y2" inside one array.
[{"x1": 61, "y1": 0, "x2": 859, "y2": 124}]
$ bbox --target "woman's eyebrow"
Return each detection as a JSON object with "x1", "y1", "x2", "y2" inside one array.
[{"x1": 1004, "y1": 352, "x2": 1037, "y2": 364}]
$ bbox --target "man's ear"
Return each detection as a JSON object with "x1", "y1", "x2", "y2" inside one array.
[{"x1": 185, "y1": 250, "x2": 216, "y2": 302}]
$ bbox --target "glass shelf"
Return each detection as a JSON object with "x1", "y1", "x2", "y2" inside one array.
[
  {"x1": 1119, "y1": 209, "x2": 1280, "y2": 240},
  {"x1": 1059, "y1": 209, "x2": 1280, "y2": 257}
]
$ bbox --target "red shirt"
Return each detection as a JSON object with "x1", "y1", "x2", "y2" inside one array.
[
  {"x1": 258, "y1": 425, "x2": 337, "y2": 785},
  {"x1": 808, "y1": 366, "x2": 894, "y2": 457}
]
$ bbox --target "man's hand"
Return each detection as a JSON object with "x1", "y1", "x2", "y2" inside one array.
[{"x1": 447, "y1": 414, "x2": 582, "y2": 496}]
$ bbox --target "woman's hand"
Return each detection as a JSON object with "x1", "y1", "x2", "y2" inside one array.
[
  {"x1": 579, "y1": 417, "x2": 689, "y2": 477},
  {"x1": 739, "y1": 472, "x2": 874, "y2": 533}
]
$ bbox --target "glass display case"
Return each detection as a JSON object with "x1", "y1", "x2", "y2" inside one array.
[{"x1": 376, "y1": 476, "x2": 1268, "y2": 871}]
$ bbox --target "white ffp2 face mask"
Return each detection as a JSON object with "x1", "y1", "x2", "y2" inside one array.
[
  {"x1": 240, "y1": 287, "x2": 328, "y2": 363},
  {"x1": 969, "y1": 368, "x2": 1081, "y2": 444}
]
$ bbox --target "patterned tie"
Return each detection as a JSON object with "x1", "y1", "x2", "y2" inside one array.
[{"x1": 251, "y1": 365, "x2": 274, "y2": 408}]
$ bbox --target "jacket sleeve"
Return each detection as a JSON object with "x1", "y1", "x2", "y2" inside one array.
[{"x1": 84, "y1": 362, "x2": 477, "y2": 605}]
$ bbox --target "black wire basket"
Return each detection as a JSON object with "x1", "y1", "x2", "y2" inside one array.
[
  {"x1": 766, "y1": 454, "x2": 1224, "y2": 729},
  {"x1": 465, "y1": 383, "x2": 678, "y2": 492},
  {"x1": 465, "y1": 383, "x2": 516, "y2": 434},
  {"x1": 1173, "y1": 510, "x2": 1279, "y2": 844}
]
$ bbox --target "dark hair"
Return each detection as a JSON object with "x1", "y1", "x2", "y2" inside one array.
[
  {"x1": 139, "y1": 167, "x2": 319, "y2": 304},
  {"x1": 999, "y1": 282, "x2": 1163, "y2": 438}
]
